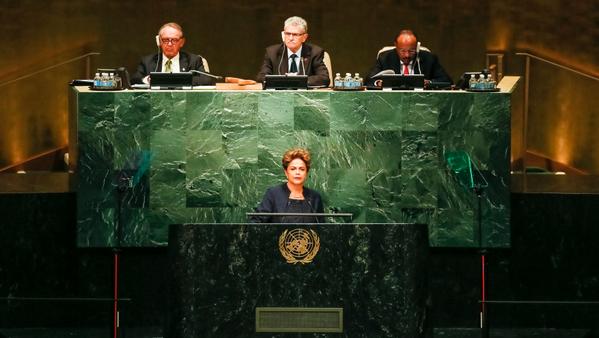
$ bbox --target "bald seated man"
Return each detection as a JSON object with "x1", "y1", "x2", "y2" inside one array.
[
  {"x1": 366, "y1": 29, "x2": 452, "y2": 86},
  {"x1": 131, "y1": 22, "x2": 214, "y2": 86}
]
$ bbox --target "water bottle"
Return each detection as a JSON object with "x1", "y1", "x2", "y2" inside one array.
[
  {"x1": 468, "y1": 74, "x2": 476, "y2": 90},
  {"x1": 354, "y1": 73, "x2": 362, "y2": 88},
  {"x1": 487, "y1": 73, "x2": 495, "y2": 90},
  {"x1": 107, "y1": 73, "x2": 115, "y2": 88},
  {"x1": 114, "y1": 73, "x2": 122, "y2": 89},
  {"x1": 93, "y1": 73, "x2": 101, "y2": 87},
  {"x1": 344, "y1": 73, "x2": 353, "y2": 89},
  {"x1": 100, "y1": 73, "x2": 108, "y2": 88},
  {"x1": 334, "y1": 73, "x2": 343, "y2": 89},
  {"x1": 477, "y1": 74, "x2": 487, "y2": 90}
]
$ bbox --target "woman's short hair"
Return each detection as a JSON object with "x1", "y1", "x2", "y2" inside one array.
[{"x1": 282, "y1": 148, "x2": 311, "y2": 171}]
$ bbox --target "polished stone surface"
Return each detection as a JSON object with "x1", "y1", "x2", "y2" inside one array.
[
  {"x1": 74, "y1": 89, "x2": 511, "y2": 247},
  {"x1": 167, "y1": 223, "x2": 429, "y2": 338}
]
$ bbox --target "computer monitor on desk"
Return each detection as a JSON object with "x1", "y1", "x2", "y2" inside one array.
[
  {"x1": 380, "y1": 74, "x2": 425, "y2": 90},
  {"x1": 150, "y1": 72, "x2": 193, "y2": 90},
  {"x1": 263, "y1": 75, "x2": 308, "y2": 90}
]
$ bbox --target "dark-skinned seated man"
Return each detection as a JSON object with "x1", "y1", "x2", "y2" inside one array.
[{"x1": 365, "y1": 29, "x2": 452, "y2": 88}]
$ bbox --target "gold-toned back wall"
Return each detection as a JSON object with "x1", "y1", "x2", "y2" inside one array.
[{"x1": 1, "y1": 0, "x2": 598, "y2": 172}]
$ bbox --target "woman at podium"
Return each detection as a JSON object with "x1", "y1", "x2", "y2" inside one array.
[{"x1": 253, "y1": 148, "x2": 324, "y2": 223}]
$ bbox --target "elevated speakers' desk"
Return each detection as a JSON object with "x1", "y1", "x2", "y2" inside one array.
[
  {"x1": 71, "y1": 87, "x2": 513, "y2": 248},
  {"x1": 167, "y1": 222, "x2": 428, "y2": 338}
]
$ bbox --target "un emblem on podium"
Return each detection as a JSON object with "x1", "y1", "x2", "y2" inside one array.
[{"x1": 278, "y1": 228, "x2": 320, "y2": 264}]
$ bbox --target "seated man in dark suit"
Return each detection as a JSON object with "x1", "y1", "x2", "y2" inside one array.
[
  {"x1": 131, "y1": 22, "x2": 214, "y2": 86},
  {"x1": 256, "y1": 16, "x2": 330, "y2": 87},
  {"x1": 365, "y1": 29, "x2": 452, "y2": 87}
]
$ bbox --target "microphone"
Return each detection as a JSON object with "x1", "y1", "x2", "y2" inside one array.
[
  {"x1": 300, "y1": 57, "x2": 306, "y2": 75},
  {"x1": 154, "y1": 35, "x2": 161, "y2": 73},
  {"x1": 415, "y1": 41, "x2": 422, "y2": 75},
  {"x1": 189, "y1": 69, "x2": 224, "y2": 81},
  {"x1": 372, "y1": 69, "x2": 395, "y2": 78},
  {"x1": 276, "y1": 44, "x2": 285, "y2": 75},
  {"x1": 282, "y1": 200, "x2": 291, "y2": 223},
  {"x1": 306, "y1": 199, "x2": 320, "y2": 224}
]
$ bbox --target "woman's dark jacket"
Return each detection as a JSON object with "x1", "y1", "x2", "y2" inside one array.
[{"x1": 252, "y1": 183, "x2": 324, "y2": 223}]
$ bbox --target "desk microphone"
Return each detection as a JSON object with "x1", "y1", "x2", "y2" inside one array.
[
  {"x1": 189, "y1": 70, "x2": 224, "y2": 81},
  {"x1": 154, "y1": 35, "x2": 162, "y2": 73},
  {"x1": 300, "y1": 57, "x2": 306, "y2": 75},
  {"x1": 306, "y1": 199, "x2": 320, "y2": 224},
  {"x1": 415, "y1": 41, "x2": 422, "y2": 75},
  {"x1": 276, "y1": 44, "x2": 285, "y2": 75},
  {"x1": 372, "y1": 69, "x2": 395, "y2": 78}
]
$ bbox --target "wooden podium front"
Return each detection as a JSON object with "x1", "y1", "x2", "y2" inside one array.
[{"x1": 167, "y1": 223, "x2": 429, "y2": 337}]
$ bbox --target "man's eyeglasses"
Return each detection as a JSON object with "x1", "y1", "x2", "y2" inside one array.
[
  {"x1": 283, "y1": 32, "x2": 306, "y2": 38},
  {"x1": 161, "y1": 38, "x2": 182, "y2": 45}
]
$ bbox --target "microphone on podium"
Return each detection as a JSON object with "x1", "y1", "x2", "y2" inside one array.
[
  {"x1": 189, "y1": 69, "x2": 224, "y2": 81},
  {"x1": 372, "y1": 69, "x2": 396, "y2": 78},
  {"x1": 371, "y1": 69, "x2": 396, "y2": 87},
  {"x1": 189, "y1": 70, "x2": 257, "y2": 85},
  {"x1": 246, "y1": 212, "x2": 353, "y2": 223}
]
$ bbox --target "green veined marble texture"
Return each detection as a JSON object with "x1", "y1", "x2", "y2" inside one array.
[{"x1": 75, "y1": 89, "x2": 510, "y2": 248}]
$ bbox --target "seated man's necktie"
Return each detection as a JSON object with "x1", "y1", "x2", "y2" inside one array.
[
  {"x1": 289, "y1": 54, "x2": 298, "y2": 73},
  {"x1": 165, "y1": 59, "x2": 172, "y2": 72}
]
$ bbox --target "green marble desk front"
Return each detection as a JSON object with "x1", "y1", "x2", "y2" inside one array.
[{"x1": 73, "y1": 87, "x2": 511, "y2": 248}]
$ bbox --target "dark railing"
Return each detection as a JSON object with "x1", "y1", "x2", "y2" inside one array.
[
  {"x1": 514, "y1": 51, "x2": 599, "y2": 193},
  {"x1": 0, "y1": 52, "x2": 100, "y2": 88},
  {"x1": 0, "y1": 52, "x2": 100, "y2": 193}
]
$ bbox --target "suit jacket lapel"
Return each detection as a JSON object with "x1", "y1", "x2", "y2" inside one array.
[
  {"x1": 300, "y1": 44, "x2": 311, "y2": 75},
  {"x1": 153, "y1": 53, "x2": 162, "y2": 72},
  {"x1": 179, "y1": 52, "x2": 189, "y2": 72},
  {"x1": 390, "y1": 51, "x2": 402, "y2": 74}
]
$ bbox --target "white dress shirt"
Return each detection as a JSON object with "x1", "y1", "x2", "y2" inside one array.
[{"x1": 161, "y1": 53, "x2": 181, "y2": 72}]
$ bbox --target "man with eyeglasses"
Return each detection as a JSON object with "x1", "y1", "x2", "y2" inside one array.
[
  {"x1": 256, "y1": 16, "x2": 330, "y2": 87},
  {"x1": 365, "y1": 29, "x2": 452, "y2": 87},
  {"x1": 131, "y1": 22, "x2": 214, "y2": 85}
]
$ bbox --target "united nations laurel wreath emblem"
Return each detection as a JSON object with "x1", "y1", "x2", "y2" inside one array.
[{"x1": 278, "y1": 228, "x2": 320, "y2": 264}]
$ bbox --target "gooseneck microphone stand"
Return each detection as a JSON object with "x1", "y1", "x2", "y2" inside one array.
[
  {"x1": 445, "y1": 150, "x2": 489, "y2": 338},
  {"x1": 113, "y1": 173, "x2": 130, "y2": 338},
  {"x1": 474, "y1": 182, "x2": 489, "y2": 338}
]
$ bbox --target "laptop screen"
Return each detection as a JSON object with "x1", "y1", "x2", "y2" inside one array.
[
  {"x1": 264, "y1": 75, "x2": 308, "y2": 90},
  {"x1": 150, "y1": 72, "x2": 193, "y2": 89},
  {"x1": 380, "y1": 74, "x2": 425, "y2": 90}
]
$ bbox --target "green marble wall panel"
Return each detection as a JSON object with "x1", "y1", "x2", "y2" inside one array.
[{"x1": 74, "y1": 88, "x2": 512, "y2": 248}]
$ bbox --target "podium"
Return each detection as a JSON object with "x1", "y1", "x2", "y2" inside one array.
[{"x1": 167, "y1": 223, "x2": 429, "y2": 337}]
